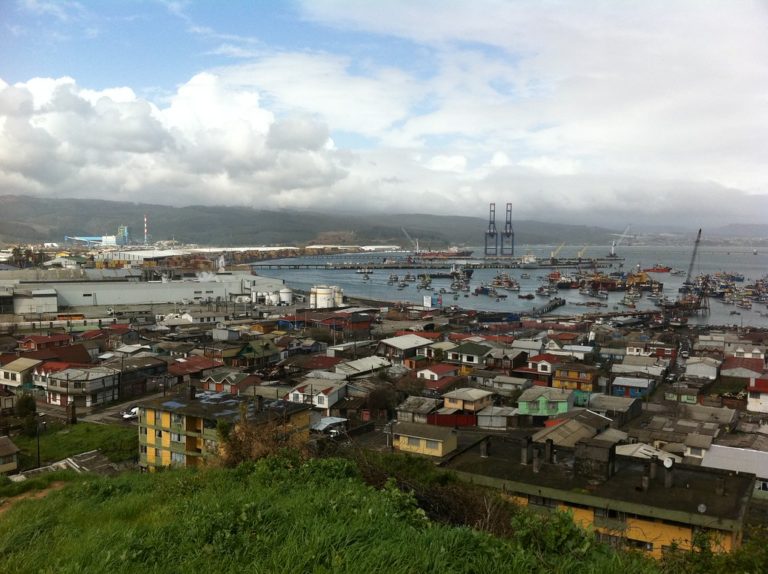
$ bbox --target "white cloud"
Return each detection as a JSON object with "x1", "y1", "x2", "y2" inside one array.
[{"x1": 2, "y1": 1, "x2": 768, "y2": 227}]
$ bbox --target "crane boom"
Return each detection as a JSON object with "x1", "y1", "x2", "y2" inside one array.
[
  {"x1": 401, "y1": 227, "x2": 419, "y2": 253},
  {"x1": 684, "y1": 229, "x2": 702, "y2": 288}
]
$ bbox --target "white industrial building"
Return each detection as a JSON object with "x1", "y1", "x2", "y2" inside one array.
[{"x1": 0, "y1": 271, "x2": 287, "y2": 312}]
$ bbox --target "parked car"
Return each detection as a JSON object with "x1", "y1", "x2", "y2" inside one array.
[{"x1": 121, "y1": 406, "x2": 139, "y2": 420}]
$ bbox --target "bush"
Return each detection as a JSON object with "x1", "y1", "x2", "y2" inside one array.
[{"x1": 15, "y1": 394, "x2": 36, "y2": 418}]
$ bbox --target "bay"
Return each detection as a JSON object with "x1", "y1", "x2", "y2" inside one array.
[{"x1": 255, "y1": 245, "x2": 768, "y2": 328}]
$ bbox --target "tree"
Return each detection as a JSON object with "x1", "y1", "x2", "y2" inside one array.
[
  {"x1": 15, "y1": 394, "x2": 37, "y2": 418},
  {"x1": 217, "y1": 412, "x2": 309, "y2": 467}
]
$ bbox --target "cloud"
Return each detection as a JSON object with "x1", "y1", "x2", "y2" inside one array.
[{"x1": 2, "y1": 1, "x2": 767, "y2": 228}]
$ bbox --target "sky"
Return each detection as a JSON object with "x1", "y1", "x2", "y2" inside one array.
[{"x1": 1, "y1": 0, "x2": 767, "y2": 228}]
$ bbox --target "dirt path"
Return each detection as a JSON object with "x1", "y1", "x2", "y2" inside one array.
[{"x1": 0, "y1": 481, "x2": 67, "y2": 516}]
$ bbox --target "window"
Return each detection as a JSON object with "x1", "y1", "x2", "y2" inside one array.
[
  {"x1": 547, "y1": 401, "x2": 558, "y2": 410},
  {"x1": 154, "y1": 448, "x2": 161, "y2": 458},
  {"x1": 528, "y1": 495, "x2": 557, "y2": 508},
  {"x1": 540, "y1": 364, "x2": 549, "y2": 372},
  {"x1": 406, "y1": 436, "x2": 421, "y2": 447},
  {"x1": 465, "y1": 355, "x2": 475, "y2": 363},
  {"x1": 293, "y1": 393, "x2": 301, "y2": 402},
  {"x1": 140, "y1": 427, "x2": 147, "y2": 435},
  {"x1": 749, "y1": 392, "x2": 760, "y2": 399},
  {"x1": 155, "y1": 430, "x2": 163, "y2": 438},
  {"x1": 425, "y1": 440, "x2": 439, "y2": 450},
  {"x1": 689, "y1": 447, "x2": 703, "y2": 457},
  {"x1": 140, "y1": 445, "x2": 147, "y2": 454},
  {"x1": 316, "y1": 395, "x2": 325, "y2": 405},
  {"x1": 170, "y1": 432, "x2": 183, "y2": 443},
  {"x1": 171, "y1": 452, "x2": 185, "y2": 465},
  {"x1": 172, "y1": 413, "x2": 184, "y2": 426}
]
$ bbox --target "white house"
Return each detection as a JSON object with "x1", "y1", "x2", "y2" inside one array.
[{"x1": 685, "y1": 356, "x2": 721, "y2": 380}]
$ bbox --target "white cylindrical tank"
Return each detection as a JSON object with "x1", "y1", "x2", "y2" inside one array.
[
  {"x1": 312, "y1": 285, "x2": 334, "y2": 309},
  {"x1": 279, "y1": 287, "x2": 293, "y2": 305},
  {"x1": 333, "y1": 287, "x2": 344, "y2": 307}
]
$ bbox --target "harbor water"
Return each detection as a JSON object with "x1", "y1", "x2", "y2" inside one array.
[{"x1": 254, "y1": 245, "x2": 768, "y2": 328}]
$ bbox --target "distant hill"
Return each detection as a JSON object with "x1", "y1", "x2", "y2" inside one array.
[{"x1": 0, "y1": 194, "x2": 638, "y2": 247}]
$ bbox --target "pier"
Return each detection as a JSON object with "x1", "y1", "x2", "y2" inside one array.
[{"x1": 251, "y1": 257, "x2": 624, "y2": 272}]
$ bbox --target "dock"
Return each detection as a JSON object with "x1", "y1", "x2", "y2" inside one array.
[{"x1": 251, "y1": 257, "x2": 624, "y2": 272}]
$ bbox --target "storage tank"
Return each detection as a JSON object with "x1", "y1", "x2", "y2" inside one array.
[
  {"x1": 264, "y1": 292, "x2": 279, "y2": 306},
  {"x1": 278, "y1": 287, "x2": 293, "y2": 305},
  {"x1": 311, "y1": 285, "x2": 335, "y2": 309},
  {"x1": 333, "y1": 287, "x2": 344, "y2": 307}
]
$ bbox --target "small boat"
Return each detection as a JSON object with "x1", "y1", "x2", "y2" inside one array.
[
  {"x1": 642, "y1": 265, "x2": 672, "y2": 273},
  {"x1": 518, "y1": 293, "x2": 535, "y2": 300}
]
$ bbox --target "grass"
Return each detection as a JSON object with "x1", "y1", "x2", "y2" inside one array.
[
  {"x1": 12, "y1": 422, "x2": 137, "y2": 470},
  {"x1": 0, "y1": 456, "x2": 662, "y2": 574}
]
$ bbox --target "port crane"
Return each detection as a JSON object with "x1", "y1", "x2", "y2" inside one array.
[
  {"x1": 675, "y1": 228, "x2": 709, "y2": 315},
  {"x1": 549, "y1": 242, "x2": 566, "y2": 262},
  {"x1": 608, "y1": 225, "x2": 633, "y2": 257},
  {"x1": 400, "y1": 227, "x2": 419, "y2": 254}
]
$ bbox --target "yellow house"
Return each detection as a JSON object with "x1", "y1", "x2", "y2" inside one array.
[
  {"x1": 138, "y1": 388, "x2": 311, "y2": 471},
  {"x1": 442, "y1": 387, "x2": 494, "y2": 412},
  {"x1": 552, "y1": 364, "x2": 599, "y2": 392},
  {"x1": 445, "y1": 437, "x2": 753, "y2": 558},
  {"x1": 392, "y1": 421, "x2": 457, "y2": 457}
]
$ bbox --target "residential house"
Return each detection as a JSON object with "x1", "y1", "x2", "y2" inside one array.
[
  {"x1": 746, "y1": 377, "x2": 768, "y2": 413},
  {"x1": 723, "y1": 342, "x2": 766, "y2": 361},
  {"x1": 612, "y1": 355, "x2": 667, "y2": 379},
  {"x1": 232, "y1": 339, "x2": 281, "y2": 369},
  {"x1": 516, "y1": 387, "x2": 574, "y2": 418},
  {"x1": 442, "y1": 388, "x2": 494, "y2": 413},
  {"x1": 0, "y1": 357, "x2": 42, "y2": 391},
  {"x1": 512, "y1": 353, "x2": 562, "y2": 387},
  {"x1": 0, "y1": 389, "x2": 15, "y2": 414},
  {"x1": 444, "y1": 438, "x2": 754, "y2": 558},
  {"x1": 720, "y1": 357, "x2": 766, "y2": 390},
  {"x1": 167, "y1": 356, "x2": 225, "y2": 387},
  {"x1": 101, "y1": 356, "x2": 168, "y2": 398},
  {"x1": 396, "y1": 396, "x2": 440, "y2": 424},
  {"x1": 0, "y1": 436, "x2": 19, "y2": 475},
  {"x1": 424, "y1": 341, "x2": 457, "y2": 361},
  {"x1": 335, "y1": 356, "x2": 391, "y2": 379},
  {"x1": 685, "y1": 356, "x2": 721, "y2": 381},
  {"x1": 611, "y1": 376, "x2": 654, "y2": 399},
  {"x1": 417, "y1": 363, "x2": 460, "y2": 381},
  {"x1": 403, "y1": 355, "x2": 429, "y2": 371},
  {"x1": 552, "y1": 363, "x2": 599, "y2": 402},
  {"x1": 444, "y1": 341, "x2": 494, "y2": 375},
  {"x1": 586, "y1": 394, "x2": 642, "y2": 428},
  {"x1": 511, "y1": 338, "x2": 544, "y2": 355},
  {"x1": 285, "y1": 379, "x2": 348, "y2": 416},
  {"x1": 375, "y1": 334, "x2": 434, "y2": 364},
  {"x1": 47, "y1": 366, "x2": 121, "y2": 408},
  {"x1": 138, "y1": 389, "x2": 311, "y2": 471},
  {"x1": 477, "y1": 406, "x2": 517, "y2": 430},
  {"x1": 18, "y1": 334, "x2": 72, "y2": 351},
  {"x1": 664, "y1": 384, "x2": 701, "y2": 405},
  {"x1": 201, "y1": 367, "x2": 260, "y2": 396},
  {"x1": 391, "y1": 421, "x2": 457, "y2": 457},
  {"x1": 684, "y1": 433, "x2": 713, "y2": 461},
  {"x1": 478, "y1": 374, "x2": 531, "y2": 397}
]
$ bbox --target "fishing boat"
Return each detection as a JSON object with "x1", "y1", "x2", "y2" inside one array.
[{"x1": 642, "y1": 265, "x2": 672, "y2": 273}]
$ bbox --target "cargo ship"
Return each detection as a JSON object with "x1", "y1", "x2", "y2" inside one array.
[
  {"x1": 415, "y1": 248, "x2": 474, "y2": 259},
  {"x1": 642, "y1": 265, "x2": 672, "y2": 273}
]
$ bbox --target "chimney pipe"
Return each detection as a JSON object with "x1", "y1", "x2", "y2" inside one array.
[
  {"x1": 521, "y1": 436, "x2": 533, "y2": 465},
  {"x1": 664, "y1": 466, "x2": 674, "y2": 488},
  {"x1": 545, "y1": 439, "x2": 554, "y2": 464}
]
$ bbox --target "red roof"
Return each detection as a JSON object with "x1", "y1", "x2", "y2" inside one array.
[
  {"x1": 15, "y1": 344, "x2": 93, "y2": 364},
  {"x1": 291, "y1": 355, "x2": 344, "y2": 371},
  {"x1": 35, "y1": 361, "x2": 73, "y2": 374},
  {"x1": 747, "y1": 378, "x2": 768, "y2": 393},
  {"x1": 420, "y1": 363, "x2": 458, "y2": 376},
  {"x1": 721, "y1": 357, "x2": 766, "y2": 374},
  {"x1": 168, "y1": 356, "x2": 224, "y2": 377},
  {"x1": 424, "y1": 375, "x2": 461, "y2": 392},
  {"x1": 448, "y1": 333, "x2": 474, "y2": 342},
  {"x1": 20, "y1": 334, "x2": 71, "y2": 344},
  {"x1": 550, "y1": 332, "x2": 579, "y2": 341},
  {"x1": 79, "y1": 330, "x2": 107, "y2": 340}
]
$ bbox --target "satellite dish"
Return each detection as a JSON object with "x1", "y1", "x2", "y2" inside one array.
[
  {"x1": 663, "y1": 458, "x2": 674, "y2": 469},
  {"x1": 697, "y1": 503, "x2": 707, "y2": 514}
]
